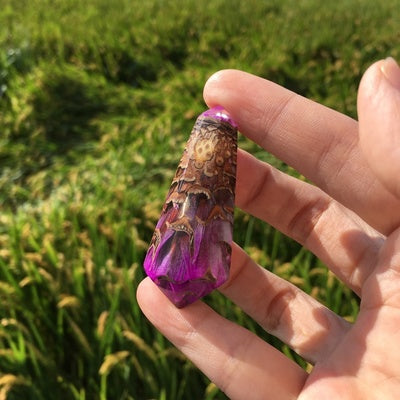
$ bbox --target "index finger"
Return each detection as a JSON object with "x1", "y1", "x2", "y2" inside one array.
[{"x1": 203, "y1": 69, "x2": 400, "y2": 234}]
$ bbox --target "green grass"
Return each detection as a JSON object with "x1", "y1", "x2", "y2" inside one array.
[{"x1": 0, "y1": 0, "x2": 399, "y2": 398}]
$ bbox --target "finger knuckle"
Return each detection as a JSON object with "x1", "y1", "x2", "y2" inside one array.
[
  {"x1": 262, "y1": 288, "x2": 296, "y2": 332},
  {"x1": 286, "y1": 196, "x2": 331, "y2": 244}
]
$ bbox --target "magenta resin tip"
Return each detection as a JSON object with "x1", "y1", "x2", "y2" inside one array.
[
  {"x1": 143, "y1": 106, "x2": 238, "y2": 308},
  {"x1": 200, "y1": 106, "x2": 238, "y2": 128}
]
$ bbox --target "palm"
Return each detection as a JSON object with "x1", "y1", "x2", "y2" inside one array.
[
  {"x1": 138, "y1": 58, "x2": 400, "y2": 399},
  {"x1": 303, "y1": 233, "x2": 400, "y2": 399}
]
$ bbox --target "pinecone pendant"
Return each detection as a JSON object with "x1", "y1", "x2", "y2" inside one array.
[{"x1": 144, "y1": 106, "x2": 237, "y2": 307}]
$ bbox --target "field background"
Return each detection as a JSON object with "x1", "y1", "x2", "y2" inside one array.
[{"x1": 0, "y1": 0, "x2": 399, "y2": 399}]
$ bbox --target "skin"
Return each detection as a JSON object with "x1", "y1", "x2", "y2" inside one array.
[{"x1": 137, "y1": 57, "x2": 400, "y2": 399}]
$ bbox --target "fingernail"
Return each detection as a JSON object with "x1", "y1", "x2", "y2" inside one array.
[{"x1": 381, "y1": 57, "x2": 400, "y2": 91}]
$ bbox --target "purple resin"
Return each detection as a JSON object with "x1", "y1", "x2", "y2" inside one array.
[
  {"x1": 144, "y1": 106, "x2": 237, "y2": 307},
  {"x1": 200, "y1": 105, "x2": 238, "y2": 128}
]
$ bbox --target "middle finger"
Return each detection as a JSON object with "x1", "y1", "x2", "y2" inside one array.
[{"x1": 236, "y1": 149, "x2": 384, "y2": 294}]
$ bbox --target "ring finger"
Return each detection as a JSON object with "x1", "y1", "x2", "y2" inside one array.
[{"x1": 221, "y1": 243, "x2": 351, "y2": 364}]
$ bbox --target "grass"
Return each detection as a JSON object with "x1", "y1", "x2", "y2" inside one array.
[{"x1": 0, "y1": 0, "x2": 399, "y2": 398}]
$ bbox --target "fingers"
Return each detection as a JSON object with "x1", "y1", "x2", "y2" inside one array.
[
  {"x1": 220, "y1": 244, "x2": 351, "y2": 364},
  {"x1": 137, "y1": 278, "x2": 307, "y2": 400},
  {"x1": 358, "y1": 58, "x2": 400, "y2": 201},
  {"x1": 204, "y1": 69, "x2": 400, "y2": 234},
  {"x1": 362, "y1": 227, "x2": 400, "y2": 310},
  {"x1": 236, "y1": 149, "x2": 384, "y2": 294}
]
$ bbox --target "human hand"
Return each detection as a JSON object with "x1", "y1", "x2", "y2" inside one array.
[{"x1": 137, "y1": 57, "x2": 400, "y2": 399}]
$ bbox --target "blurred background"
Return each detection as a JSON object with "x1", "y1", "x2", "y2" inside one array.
[{"x1": 0, "y1": 0, "x2": 399, "y2": 398}]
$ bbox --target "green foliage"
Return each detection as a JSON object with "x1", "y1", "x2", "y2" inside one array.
[{"x1": 0, "y1": 0, "x2": 398, "y2": 398}]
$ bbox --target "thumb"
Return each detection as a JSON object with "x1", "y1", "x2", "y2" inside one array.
[{"x1": 358, "y1": 57, "x2": 400, "y2": 198}]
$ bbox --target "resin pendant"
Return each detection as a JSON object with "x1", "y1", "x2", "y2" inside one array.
[{"x1": 143, "y1": 106, "x2": 237, "y2": 308}]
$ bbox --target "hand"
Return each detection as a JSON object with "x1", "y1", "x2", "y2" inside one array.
[{"x1": 137, "y1": 57, "x2": 400, "y2": 399}]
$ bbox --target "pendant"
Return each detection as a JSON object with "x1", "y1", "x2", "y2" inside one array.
[{"x1": 143, "y1": 106, "x2": 237, "y2": 308}]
